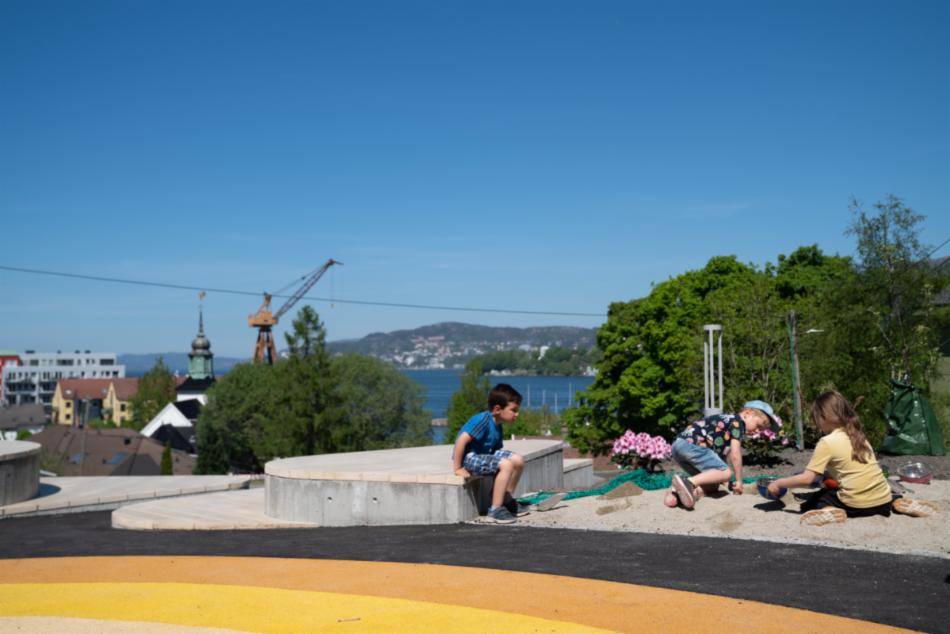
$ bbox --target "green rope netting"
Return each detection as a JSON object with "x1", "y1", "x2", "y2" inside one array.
[{"x1": 517, "y1": 468, "x2": 766, "y2": 505}]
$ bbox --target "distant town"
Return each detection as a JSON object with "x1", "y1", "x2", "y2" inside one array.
[{"x1": 1, "y1": 318, "x2": 598, "y2": 478}]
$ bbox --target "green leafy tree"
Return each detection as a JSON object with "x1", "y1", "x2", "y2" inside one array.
[
  {"x1": 846, "y1": 195, "x2": 941, "y2": 384},
  {"x1": 160, "y1": 441, "x2": 173, "y2": 475},
  {"x1": 330, "y1": 354, "x2": 432, "y2": 450},
  {"x1": 15, "y1": 429, "x2": 33, "y2": 440},
  {"x1": 446, "y1": 358, "x2": 491, "y2": 442},
  {"x1": 128, "y1": 357, "x2": 177, "y2": 430},
  {"x1": 196, "y1": 361, "x2": 282, "y2": 473},
  {"x1": 197, "y1": 306, "x2": 435, "y2": 473}
]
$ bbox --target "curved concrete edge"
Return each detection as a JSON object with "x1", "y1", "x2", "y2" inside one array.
[
  {"x1": 112, "y1": 488, "x2": 317, "y2": 530},
  {"x1": 0, "y1": 440, "x2": 41, "y2": 506},
  {"x1": 0, "y1": 440, "x2": 42, "y2": 461}
]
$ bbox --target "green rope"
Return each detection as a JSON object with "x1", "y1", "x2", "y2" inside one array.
[{"x1": 518, "y1": 469, "x2": 766, "y2": 505}]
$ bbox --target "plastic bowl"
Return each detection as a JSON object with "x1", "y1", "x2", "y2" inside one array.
[
  {"x1": 757, "y1": 477, "x2": 787, "y2": 500},
  {"x1": 897, "y1": 462, "x2": 933, "y2": 484}
]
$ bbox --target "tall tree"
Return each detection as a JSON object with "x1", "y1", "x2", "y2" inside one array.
[
  {"x1": 128, "y1": 357, "x2": 177, "y2": 430},
  {"x1": 446, "y1": 358, "x2": 491, "y2": 442},
  {"x1": 846, "y1": 195, "x2": 940, "y2": 384},
  {"x1": 330, "y1": 353, "x2": 432, "y2": 450},
  {"x1": 160, "y1": 441, "x2": 173, "y2": 475}
]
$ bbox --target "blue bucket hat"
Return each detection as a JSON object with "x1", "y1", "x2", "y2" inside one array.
[{"x1": 742, "y1": 400, "x2": 781, "y2": 433}]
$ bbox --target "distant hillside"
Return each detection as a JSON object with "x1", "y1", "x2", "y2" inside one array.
[
  {"x1": 119, "y1": 353, "x2": 245, "y2": 377},
  {"x1": 327, "y1": 322, "x2": 597, "y2": 369}
]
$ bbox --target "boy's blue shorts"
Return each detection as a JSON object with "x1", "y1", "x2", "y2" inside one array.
[
  {"x1": 463, "y1": 449, "x2": 515, "y2": 476},
  {"x1": 671, "y1": 438, "x2": 729, "y2": 475}
]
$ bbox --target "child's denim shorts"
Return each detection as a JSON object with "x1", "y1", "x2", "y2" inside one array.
[
  {"x1": 671, "y1": 438, "x2": 729, "y2": 475},
  {"x1": 462, "y1": 449, "x2": 515, "y2": 475}
]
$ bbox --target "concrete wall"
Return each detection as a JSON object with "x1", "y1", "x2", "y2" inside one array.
[
  {"x1": 0, "y1": 440, "x2": 40, "y2": 506},
  {"x1": 265, "y1": 442, "x2": 565, "y2": 526}
]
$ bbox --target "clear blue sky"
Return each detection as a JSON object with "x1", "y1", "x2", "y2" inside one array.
[{"x1": 2, "y1": 1, "x2": 948, "y2": 357}]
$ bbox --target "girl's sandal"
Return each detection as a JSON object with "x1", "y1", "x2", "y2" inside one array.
[
  {"x1": 893, "y1": 498, "x2": 937, "y2": 518},
  {"x1": 801, "y1": 508, "x2": 847, "y2": 526}
]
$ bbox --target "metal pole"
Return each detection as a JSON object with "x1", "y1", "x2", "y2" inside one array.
[
  {"x1": 703, "y1": 339, "x2": 709, "y2": 411},
  {"x1": 718, "y1": 330, "x2": 723, "y2": 411},
  {"x1": 788, "y1": 311, "x2": 804, "y2": 451}
]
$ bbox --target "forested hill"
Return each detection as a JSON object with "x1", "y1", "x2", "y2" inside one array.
[{"x1": 326, "y1": 322, "x2": 598, "y2": 369}]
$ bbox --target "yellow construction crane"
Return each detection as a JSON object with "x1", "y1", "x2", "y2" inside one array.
[{"x1": 248, "y1": 258, "x2": 342, "y2": 364}]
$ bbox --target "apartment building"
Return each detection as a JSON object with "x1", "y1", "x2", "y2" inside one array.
[{"x1": 1, "y1": 350, "x2": 125, "y2": 412}]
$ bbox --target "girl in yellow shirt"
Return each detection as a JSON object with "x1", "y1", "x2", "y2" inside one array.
[{"x1": 768, "y1": 390, "x2": 936, "y2": 526}]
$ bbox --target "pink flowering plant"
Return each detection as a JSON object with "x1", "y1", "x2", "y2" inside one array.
[
  {"x1": 745, "y1": 415, "x2": 790, "y2": 465},
  {"x1": 610, "y1": 430, "x2": 673, "y2": 472}
]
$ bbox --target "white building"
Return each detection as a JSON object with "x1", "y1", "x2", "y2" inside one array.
[{"x1": 2, "y1": 350, "x2": 125, "y2": 411}]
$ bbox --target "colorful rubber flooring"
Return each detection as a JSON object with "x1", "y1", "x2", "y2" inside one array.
[{"x1": 1, "y1": 512, "x2": 946, "y2": 632}]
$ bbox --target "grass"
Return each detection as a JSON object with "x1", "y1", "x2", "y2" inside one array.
[{"x1": 931, "y1": 356, "x2": 950, "y2": 452}]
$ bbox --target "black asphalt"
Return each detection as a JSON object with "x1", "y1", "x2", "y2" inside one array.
[{"x1": 2, "y1": 512, "x2": 948, "y2": 632}]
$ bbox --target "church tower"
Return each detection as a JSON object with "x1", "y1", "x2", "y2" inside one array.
[{"x1": 187, "y1": 308, "x2": 214, "y2": 380}]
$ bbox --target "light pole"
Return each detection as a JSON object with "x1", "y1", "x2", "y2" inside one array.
[{"x1": 788, "y1": 311, "x2": 824, "y2": 451}]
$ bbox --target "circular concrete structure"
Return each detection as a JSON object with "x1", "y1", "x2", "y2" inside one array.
[{"x1": 0, "y1": 440, "x2": 41, "y2": 506}]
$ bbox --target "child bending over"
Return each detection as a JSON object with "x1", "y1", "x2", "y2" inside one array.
[
  {"x1": 768, "y1": 390, "x2": 936, "y2": 526},
  {"x1": 665, "y1": 400, "x2": 780, "y2": 509}
]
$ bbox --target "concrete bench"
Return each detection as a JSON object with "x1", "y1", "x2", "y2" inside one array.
[
  {"x1": 264, "y1": 439, "x2": 565, "y2": 526},
  {"x1": 0, "y1": 440, "x2": 40, "y2": 507}
]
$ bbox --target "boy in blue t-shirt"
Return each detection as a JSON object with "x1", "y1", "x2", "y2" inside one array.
[{"x1": 452, "y1": 383, "x2": 527, "y2": 524}]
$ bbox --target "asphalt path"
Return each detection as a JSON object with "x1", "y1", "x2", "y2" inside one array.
[{"x1": 2, "y1": 512, "x2": 948, "y2": 632}]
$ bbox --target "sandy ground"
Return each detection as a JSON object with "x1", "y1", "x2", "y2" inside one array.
[{"x1": 513, "y1": 479, "x2": 950, "y2": 559}]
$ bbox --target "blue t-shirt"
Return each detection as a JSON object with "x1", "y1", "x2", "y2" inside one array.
[{"x1": 455, "y1": 410, "x2": 503, "y2": 456}]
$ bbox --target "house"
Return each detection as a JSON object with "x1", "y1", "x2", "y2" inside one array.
[
  {"x1": 103, "y1": 377, "x2": 139, "y2": 426},
  {"x1": 1, "y1": 350, "x2": 125, "y2": 412},
  {"x1": 28, "y1": 425, "x2": 195, "y2": 476},
  {"x1": 0, "y1": 350, "x2": 21, "y2": 403},
  {"x1": 140, "y1": 399, "x2": 200, "y2": 453},
  {"x1": 0, "y1": 403, "x2": 47, "y2": 440},
  {"x1": 51, "y1": 378, "x2": 113, "y2": 426}
]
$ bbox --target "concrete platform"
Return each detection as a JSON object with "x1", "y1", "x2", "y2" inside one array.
[
  {"x1": 0, "y1": 475, "x2": 252, "y2": 518},
  {"x1": 112, "y1": 488, "x2": 315, "y2": 530},
  {"x1": 0, "y1": 440, "x2": 40, "y2": 506},
  {"x1": 264, "y1": 439, "x2": 565, "y2": 526},
  {"x1": 563, "y1": 458, "x2": 596, "y2": 490}
]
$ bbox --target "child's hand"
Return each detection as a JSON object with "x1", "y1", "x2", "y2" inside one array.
[
  {"x1": 767, "y1": 482, "x2": 781, "y2": 497},
  {"x1": 731, "y1": 482, "x2": 744, "y2": 495},
  {"x1": 454, "y1": 467, "x2": 471, "y2": 479}
]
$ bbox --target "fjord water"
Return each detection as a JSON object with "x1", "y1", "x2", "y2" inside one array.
[{"x1": 403, "y1": 369, "x2": 595, "y2": 419}]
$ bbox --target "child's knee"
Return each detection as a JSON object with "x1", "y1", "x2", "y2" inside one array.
[{"x1": 509, "y1": 453, "x2": 525, "y2": 469}]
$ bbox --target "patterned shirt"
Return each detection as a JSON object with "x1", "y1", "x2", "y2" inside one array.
[{"x1": 678, "y1": 413, "x2": 746, "y2": 457}]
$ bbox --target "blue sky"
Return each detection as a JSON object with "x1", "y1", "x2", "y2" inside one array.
[{"x1": 1, "y1": 1, "x2": 948, "y2": 357}]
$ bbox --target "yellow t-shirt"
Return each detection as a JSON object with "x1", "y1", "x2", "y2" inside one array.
[{"x1": 805, "y1": 428, "x2": 892, "y2": 508}]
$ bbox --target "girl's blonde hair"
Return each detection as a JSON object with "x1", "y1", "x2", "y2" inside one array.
[{"x1": 811, "y1": 390, "x2": 872, "y2": 463}]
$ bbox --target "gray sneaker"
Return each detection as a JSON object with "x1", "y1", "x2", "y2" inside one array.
[{"x1": 486, "y1": 505, "x2": 517, "y2": 524}]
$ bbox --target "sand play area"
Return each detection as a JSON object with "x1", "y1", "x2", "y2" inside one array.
[{"x1": 513, "y1": 477, "x2": 950, "y2": 559}]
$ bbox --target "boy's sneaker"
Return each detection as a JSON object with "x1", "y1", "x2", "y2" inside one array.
[
  {"x1": 503, "y1": 493, "x2": 532, "y2": 517},
  {"x1": 486, "y1": 505, "x2": 517, "y2": 524},
  {"x1": 671, "y1": 475, "x2": 695, "y2": 510}
]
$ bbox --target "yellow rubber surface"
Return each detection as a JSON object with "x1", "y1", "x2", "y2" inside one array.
[{"x1": 0, "y1": 556, "x2": 911, "y2": 633}]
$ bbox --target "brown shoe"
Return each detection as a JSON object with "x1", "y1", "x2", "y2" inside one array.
[
  {"x1": 893, "y1": 498, "x2": 937, "y2": 517},
  {"x1": 801, "y1": 508, "x2": 847, "y2": 526}
]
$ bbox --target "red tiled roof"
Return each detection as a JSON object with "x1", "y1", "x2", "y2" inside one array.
[
  {"x1": 110, "y1": 377, "x2": 140, "y2": 400},
  {"x1": 58, "y1": 378, "x2": 113, "y2": 400}
]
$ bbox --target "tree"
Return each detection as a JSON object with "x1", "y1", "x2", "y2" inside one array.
[
  {"x1": 330, "y1": 353, "x2": 432, "y2": 450},
  {"x1": 446, "y1": 358, "x2": 491, "y2": 441},
  {"x1": 845, "y1": 195, "x2": 940, "y2": 384},
  {"x1": 128, "y1": 358, "x2": 177, "y2": 430},
  {"x1": 160, "y1": 441, "x2": 173, "y2": 475},
  {"x1": 197, "y1": 306, "x2": 435, "y2": 473},
  {"x1": 15, "y1": 429, "x2": 33, "y2": 441}
]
